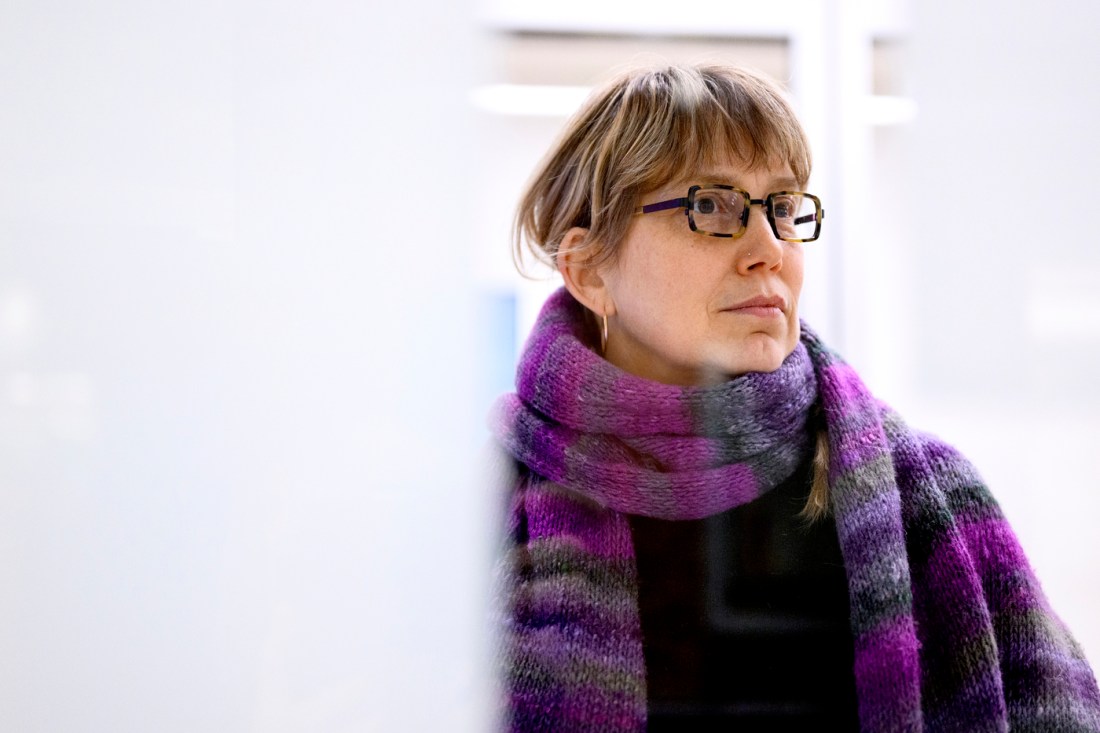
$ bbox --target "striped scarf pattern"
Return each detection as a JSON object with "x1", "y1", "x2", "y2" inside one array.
[{"x1": 492, "y1": 288, "x2": 1100, "y2": 732}]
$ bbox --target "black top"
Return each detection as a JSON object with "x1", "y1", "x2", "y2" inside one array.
[{"x1": 628, "y1": 459, "x2": 860, "y2": 732}]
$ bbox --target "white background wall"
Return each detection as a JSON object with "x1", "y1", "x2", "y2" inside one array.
[{"x1": 0, "y1": 2, "x2": 487, "y2": 731}]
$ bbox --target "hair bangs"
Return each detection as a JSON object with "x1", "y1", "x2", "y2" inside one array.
[
  {"x1": 513, "y1": 63, "x2": 814, "y2": 275},
  {"x1": 629, "y1": 67, "x2": 811, "y2": 196}
]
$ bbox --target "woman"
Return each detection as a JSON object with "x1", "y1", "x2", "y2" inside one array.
[{"x1": 491, "y1": 64, "x2": 1100, "y2": 732}]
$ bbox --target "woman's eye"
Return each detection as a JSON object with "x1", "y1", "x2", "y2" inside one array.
[
  {"x1": 772, "y1": 198, "x2": 795, "y2": 218},
  {"x1": 695, "y1": 197, "x2": 720, "y2": 215}
]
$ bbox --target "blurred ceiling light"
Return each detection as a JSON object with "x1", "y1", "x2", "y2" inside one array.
[
  {"x1": 470, "y1": 84, "x2": 592, "y2": 117},
  {"x1": 863, "y1": 95, "x2": 918, "y2": 126},
  {"x1": 0, "y1": 291, "x2": 34, "y2": 336}
]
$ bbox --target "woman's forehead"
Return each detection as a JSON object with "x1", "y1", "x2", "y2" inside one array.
[
  {"x1": 695, "y1": 167, "x2": 799, "y2": 189},
  {"x1": 650, "y1": 159, "x2": 799, "y2": 197}
]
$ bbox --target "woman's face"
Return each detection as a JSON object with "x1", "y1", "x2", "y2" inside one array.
[{"x1": 599, "y1": 158, "x2": 805, "y2": 386}]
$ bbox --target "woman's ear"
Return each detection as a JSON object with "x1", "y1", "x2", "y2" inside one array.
[{"x1": 557, "y1": 227, "x2": 615, "y2": 317}]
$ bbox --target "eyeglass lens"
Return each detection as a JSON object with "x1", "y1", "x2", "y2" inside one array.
[{"x1": 690, "y1": 188, "x2": 820, "y2": 241}]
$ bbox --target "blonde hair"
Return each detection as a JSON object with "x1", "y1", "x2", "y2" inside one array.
[
  {"x1": 801, "y1": 422, "x2": 832, "y2": 523},
  {"x1": 513, "y1": 63, "x2": 813, "y2": 272},
  {"x1": 513, "y1": 62, "x2": 830, "y2": 520}
]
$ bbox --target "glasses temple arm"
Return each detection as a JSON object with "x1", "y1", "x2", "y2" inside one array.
[{"x1": 636, "y1": 197, "x2": 689, "y2": 214}]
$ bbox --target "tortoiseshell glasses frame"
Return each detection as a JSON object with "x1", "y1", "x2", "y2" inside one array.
[{"x1": 633, "y1": 184, "x2": 825, "y2": 243}]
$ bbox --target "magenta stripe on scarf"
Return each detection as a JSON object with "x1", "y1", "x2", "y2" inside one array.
[
  {"x1": 958, "y1": 517, "x2": 1030, "y2": 581},
  {"x1": 853, "y1": 613, "x2": 923, "y2": 732},
  {"x1": 523, "y1": 489, "x2": 635, "y2": 560},
  {"x1": 831, "y1": 426, "x2": 894, "y2": 475},
  {"x1": 821, "y1": 361, "x2": 874, "y2": 404}
]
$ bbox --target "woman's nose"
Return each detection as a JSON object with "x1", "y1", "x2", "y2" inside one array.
[{"x1": 735, "y1": 206, "x2": 783, "y2": 274}]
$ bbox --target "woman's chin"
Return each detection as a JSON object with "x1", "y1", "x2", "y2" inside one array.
[{"x1": 703, "y1": 333, "x2": 794, "y2": 378}]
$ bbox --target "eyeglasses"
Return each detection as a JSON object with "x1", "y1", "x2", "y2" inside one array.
[{"x1": 633, "y1": 184, "x2": 825, "y2": 243}]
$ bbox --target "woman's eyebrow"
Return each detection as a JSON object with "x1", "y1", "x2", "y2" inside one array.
[
  {"x1": 768, "y1": 177, "x2": 801, "y2": 190},
  {"x1": 693, "y1": 172, "x2": 730, "y2": 184}
]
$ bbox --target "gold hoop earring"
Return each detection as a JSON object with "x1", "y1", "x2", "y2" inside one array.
[{"x1": 600, "y1": 313, "x2": 609, "y2": 354}]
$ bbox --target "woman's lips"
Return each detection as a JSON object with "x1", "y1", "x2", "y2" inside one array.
[
  {"x1": 728, "y1": 305, "x2": 783, "y2": 317},
  {"x1": 722, "y1": 294, "x2": 786, "y2": 317}
]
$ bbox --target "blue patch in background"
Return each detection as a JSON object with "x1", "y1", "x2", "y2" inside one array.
[{"x1": 478, "y1": 289, "x2": 517, "y2": 416}]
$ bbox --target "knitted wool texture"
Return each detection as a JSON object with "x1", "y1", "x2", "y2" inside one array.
[{"x1": 492, "y1": 288, "x2": 1100, "y2": 733}]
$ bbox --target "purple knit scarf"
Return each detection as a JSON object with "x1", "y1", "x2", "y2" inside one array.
[{"x1": 492, "y1": 288, "x2": 1100, "y2": 732}]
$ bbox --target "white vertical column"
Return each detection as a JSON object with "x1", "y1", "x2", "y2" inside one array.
[
  {"x1": 831, "y1": 0, "x2": 875, "y2": 376},
  {"x1": 788, "y1": 1, "x2": 835, "y2": 345}
]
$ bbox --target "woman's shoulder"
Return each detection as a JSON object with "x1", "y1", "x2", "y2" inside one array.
[{"x1": 874, "y1": 400, "x2": 1003, "y2": 525}]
